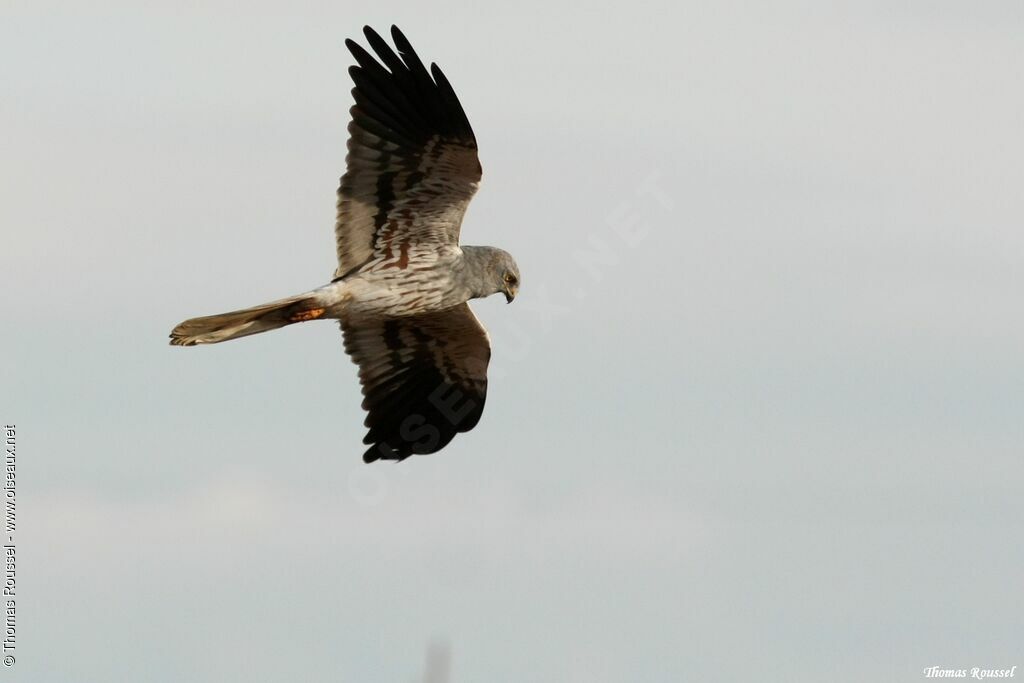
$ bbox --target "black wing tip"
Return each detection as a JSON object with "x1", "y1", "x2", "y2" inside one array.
[
  {"x1": 357, "y1": 404, "x2": 482, "y2": 464},
  {"x1": 363, "y1": 444, "x2": 387, "y2": 463},
  {"x1": 390, "y1": 25, "x2": 422, "y2": 65},
  {"x1": 363, "y1": 25, "x2": 387, "y2": 46},
  {"x1": 344, "y1": 24, "x2": 476, "y2": 145},
  {"x1": 353, "y1": 25, "x2": 408, "y2": 52},
  {"x1": 362, "y1": 442, "x2": 417, "y2": 463}
]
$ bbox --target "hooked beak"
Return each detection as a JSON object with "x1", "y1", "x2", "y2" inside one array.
[{"x1": 503, "y1": 285, "x2": 517, "y2": 304}]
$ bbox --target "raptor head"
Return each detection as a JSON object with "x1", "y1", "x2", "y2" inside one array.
[
  {"x1": 494, "y1": 250, "x2": 520, "y2": 303},
  {"x1": 461, "y1": 246, "x2": 521, "y2": 303}
]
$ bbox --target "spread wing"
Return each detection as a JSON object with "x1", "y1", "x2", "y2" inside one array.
[
  {"x1": 341, "y1": 303, "x2": 491, "y2": 462},
  {"x1": 335, "y1": 25, "x2": 482, "y2": 277}
]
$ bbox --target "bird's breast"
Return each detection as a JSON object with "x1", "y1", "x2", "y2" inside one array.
[{"x1": 341, "y1": 264, "x2": 458, "y2": 318}]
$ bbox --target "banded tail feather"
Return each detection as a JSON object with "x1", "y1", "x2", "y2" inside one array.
[{"x1": 169, "y1": 293, "x2": 327, "y2": 346}]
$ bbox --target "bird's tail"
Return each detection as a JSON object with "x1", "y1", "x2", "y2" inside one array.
[{"x1": 169, "y1": 293, "x2": 329, "y2": 346}]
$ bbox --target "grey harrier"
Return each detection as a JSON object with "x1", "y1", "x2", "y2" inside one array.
[{"x1": 170, "y1": 25, "x2": 520, "y2": 463}]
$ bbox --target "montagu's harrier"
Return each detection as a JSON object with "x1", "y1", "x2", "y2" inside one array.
[{"x1": 170, "y1": 26, "x2": 520, "y2": 463}]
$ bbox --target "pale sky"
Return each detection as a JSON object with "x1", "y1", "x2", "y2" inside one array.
[{"x1": 3, "y1": 1, "x2": 1023, "y2": 681}]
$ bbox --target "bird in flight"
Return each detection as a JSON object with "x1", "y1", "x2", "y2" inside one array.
[{"x1": 170, "y1": 25, "x2": 520, "y2": 463}]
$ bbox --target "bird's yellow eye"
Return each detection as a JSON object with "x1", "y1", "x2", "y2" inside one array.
[{"x1": 504, "y1": 273, "x2": 515, "y2": 284}]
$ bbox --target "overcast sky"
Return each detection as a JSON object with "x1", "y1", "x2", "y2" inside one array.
[{"x1": 3, "y1": 1, "x2": 1023, "y2": 681}]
